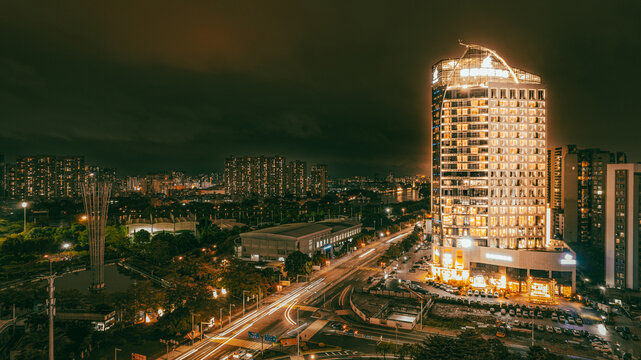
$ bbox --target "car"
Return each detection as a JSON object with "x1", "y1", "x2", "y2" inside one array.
[
  {"x1": 575, "y1": 317, "x2": 583, "y2": 325},
  {"x1": 537, "y1": 324, "x2": 544, "y2": 331},
  {"x1": 554, "y1": 327, "x2": 562, "y2": 334},
  {"x1": 474, "y1": 290, "x2": 480, "y2": 296},
  {"x1": 493, "y1": 291, "x2": 499, "y2": 298},
  {"x1": 537, "y1": 312, "x2": 544, "y2": 319},
  {"x1": 232, "y1": 349, "x2": 248, "y2": 359},
  {"x1": 467, "y1": 290, "x2": 473, "y2": 296},
  {"x1": 568, "y1": 317, "x2": 575, "y2": 325},
  {"x1": 631, "y1": 334, "x2": 639, "y2": 341},
  {"x1": 516, "y1": 308, "x2": 522, "y2": 315},
  {"x1": 558, "y1": 315, "x2": 566, "y2": 322},
  {"x1": 563, "y1": 328, "x2": 572, "y2": 336},
  {"x1": 513, "y1": 320, "x2": 521, "y2": 327},
  {"x1": 546, "y1": 325, "x2": 553, "y2": 333},
  {"x1": 522, "y1": 310, "x2": 529, "y2": 317},
  {"x1": 501, "y1": 308, "x2": 507, "y2": 315},
  {"x1": 509, "y1": 309, "x2": 515, "y2": 316},
  {"x1": 409, "y1": 269, "x2": 416, "y2": 273},
  {"x1": 572, "y1": 330, "x2": 581, "y2": 337}
]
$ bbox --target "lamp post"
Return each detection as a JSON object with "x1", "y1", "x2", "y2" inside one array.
[
  {"x1": 21, "y1": 202, "x2": 27, "y2": 233},
  {"x1": 229, "y1": 303, "x2": 235, "y2": 325},
  {"x1": 242, "y1": 290, "x2": 249, "y2": 315}
]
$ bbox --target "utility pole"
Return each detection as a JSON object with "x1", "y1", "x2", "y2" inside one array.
[
  {"x1": 243, "y1": 290, "x2": 248, "y2": 315},
  {"x1": 46, "y1": 276, "x2": 55, "y2": 360},
  {"x1": 297, "y1": 307, "x2": 300, "y2": 356},
  {"x1": 220, "y1": 308, "x2": 223, "y2": 328},
  {"x1": 114, "y1": 347, "x2": 121, "y2": 360},
  {"x1": 190, "y1": 312, "x2": 195, "y2": 345}
]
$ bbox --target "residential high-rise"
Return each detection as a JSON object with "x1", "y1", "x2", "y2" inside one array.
[
  {"x1": 605, "y1": 163, "x2": 641, "y2": 290},
  {"x1": 224, "y1": 155, "x2": 289, "y2": 199},
  {"x1": 310, "y1": 164, "x2": 328, "y2": 197},
  {"x1": 430, "y1": 43, "x2": 576, "y2": 296},
  {"x1": 57, "y1": 156, "x2": 86, "y2": 198},
  {"x1": 5, "y1": 155, "x2": 87, "y2": 200},
  {"x1": 547, "y1": 146, "x2": 627, "y2": 245},
  {"x1": 12, "y1": 155, "x2": 58, "y2": 200},
  {"x1": 287, "y1": 160, "x2": 307, "y2": 198}
]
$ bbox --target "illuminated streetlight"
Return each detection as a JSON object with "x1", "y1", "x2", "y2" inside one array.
[
  {"x1": 61, "y1": 243, "x2": 71, "y2": 250},
  {"x1": 20, "y1": 202, "x2": 28, "y2": 233},
  {"x1": 385, "y1": 208, "x2": 391, "y2": 214}
]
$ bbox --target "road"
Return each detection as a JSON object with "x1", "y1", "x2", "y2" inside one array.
[{"x1": 168, "y1": 227, "x2": 414, "y2": 360}]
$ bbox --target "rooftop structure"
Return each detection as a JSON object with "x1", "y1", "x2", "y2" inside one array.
[{"x1": 240, "y1": 219, "x2": 362, "y2": 261}]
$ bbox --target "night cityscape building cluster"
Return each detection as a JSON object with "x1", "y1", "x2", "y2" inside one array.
[
  {"x1": 0, "y1": 3, "x2": 640, "y2": 356},
  {"x1": 224, "y1": 156, "x2": 328, "y2": 200}
]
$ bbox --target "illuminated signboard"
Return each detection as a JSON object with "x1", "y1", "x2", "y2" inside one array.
[
  {"x1": 560, "y1": 253, "x2": 576, "y2": 265},
  {"x1": 460, "y1": 55, "x2": 509, "y2": 79},
  {"x1": 485, "y1": 253, "x2": 513, "y2": 262},
  {"x1": 432, "y1": 69, "x2": 439, "y2": 84},
  {"x1": 460, "y1": 68, "x2": 509, "y2": 78}
]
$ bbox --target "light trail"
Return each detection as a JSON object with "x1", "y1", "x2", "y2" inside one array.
[
  {"x1": 387, "y1": 233, "x2": 409, "y2": 243},
  {"x1": 175, "y1": 278, "x2": 325, "y2": 360},
  {"x1": 201, "y1": 322, "x2": 254, "y2": 359},
  {"x1": 358, "y1": 248, "x2": 375, "y2": 258},
  {"x1": 284, "y1": 302, "x2": 296, "y2": 325}
]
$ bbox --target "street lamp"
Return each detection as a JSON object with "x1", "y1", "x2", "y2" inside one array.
[
  {"x1": 21, "y1": 202, "x2": 27, "y2": 233},
  {"x1": 114, "y1": 347, "x2": 121, "y2": 360},
  {"x1": 61, "y1": 243, "x2": 71, "y2": 251},
  {"x1": 242, "y1": 290, "x2": 250, "y2": 315}
]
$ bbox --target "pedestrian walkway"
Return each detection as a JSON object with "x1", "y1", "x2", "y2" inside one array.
[{"x1": 299, "y1": 319, "x2": 328, "y2": 341}]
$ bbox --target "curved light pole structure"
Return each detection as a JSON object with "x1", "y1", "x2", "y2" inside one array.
[{"x1": 82, "y1": 178, "x2": 112, "y2": 291}]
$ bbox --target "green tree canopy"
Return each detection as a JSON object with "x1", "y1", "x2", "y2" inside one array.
[{"x1": 284, "y1": 251, "x2": 312, "y2": 278}]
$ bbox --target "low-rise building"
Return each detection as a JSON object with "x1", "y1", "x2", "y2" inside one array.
[{"x1": 240, "y1": 219, "x2": 362, "y2": 261}]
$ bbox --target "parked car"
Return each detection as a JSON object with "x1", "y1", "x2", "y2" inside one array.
[
  {"x1": 537, "y1": 324, "x2": 544, "y2": 331},
  {"x1": 572, "y1": 330, "x2": 581, "y2": 337},
  {"x1": 513, "y1": 320, "x2": 521, "y2": 327},
  {"x1": 467, "y1": 290, "x2": 473, "y2": 296},
  {"x1": 558, "y1": 315, "x2": 566, "y2": 322},
  {"x1": 509, "y1": 309, "x2": 515, "y2": 316},
  {"x1": 474, "y1": 290, "x2": 480, "y2": 296},
  {"x1": 554, "y1": 327, "x2": 562, "y2": 334},
  {"x1": 546, "y1": 325, "x2": 553, "y2": 333},
  {"x1": 493, "y1": 291, "x2": 500, "y2": 298},
  {"x1": 537, "y1": 312, "x2": 544, "y2": 319},
  {"x1": 568, "y1": 317, "x2": 575, "y2": 325},
  {"x1": 501, "y1": 308, "x2": 507, "y2": 315},
  {"x1": 576, "y1": 317, "x2": 583, "y2": 325}
]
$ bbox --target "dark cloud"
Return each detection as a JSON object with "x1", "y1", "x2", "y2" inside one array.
[{"x1": 1, "y1": 1, "x2": 640, "y2": 176}]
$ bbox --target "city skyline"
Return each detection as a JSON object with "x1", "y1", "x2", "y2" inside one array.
[{"x1": 1, "y1": 2, "x2": 640, "y2": 177}]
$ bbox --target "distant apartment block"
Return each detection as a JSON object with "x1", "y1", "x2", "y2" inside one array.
[
  {"x1": 605, "y1": 163, "x2": 641, "y2": 290},
  {"x1": 547, "y1": 145, "x2": 626, "y2": 246},
  {"x1": 310, "y1": 164, "x2": 328, "y2": 197},
  {"x1": 5, "y1": 155, "x2": 86, "y2": 200},
  {"x1": 224, "y1": 156, "x2": 309, "y2": 199}
]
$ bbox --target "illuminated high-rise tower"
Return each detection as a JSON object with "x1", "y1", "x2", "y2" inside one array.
[{"x1": 431, "y1": 43, "x2": 576, "y2": 296}]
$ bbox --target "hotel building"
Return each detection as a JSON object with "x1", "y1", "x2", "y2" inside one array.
[
  {"x1": 430, "y1": 43, "x2": 576, "y2": 297},
  {"x1": 605, "y1": 163, "x2": 641, "y2": 290}
]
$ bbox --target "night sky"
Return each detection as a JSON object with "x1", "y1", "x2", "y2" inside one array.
[{"x1": 1, "y1": 1, "x2": 640, "y2": 177}]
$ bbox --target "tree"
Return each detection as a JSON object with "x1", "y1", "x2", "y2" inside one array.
[
  {"x1": 527, "y1": 346, "x2": 562, "y2": 360},
  {"x1": 376, "y1": 341, "x2": 395, "y2": 360},
  {"x1": 284, "y1": 251, "x2": 311, "y2": 279},
  {"x1": 133, "y1": 229, "x2": 151, "y2": 245}
]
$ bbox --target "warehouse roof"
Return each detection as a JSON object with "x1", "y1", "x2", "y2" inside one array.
[{"x1": 248, "y1": 223, "x2": 330, "y2": 238}]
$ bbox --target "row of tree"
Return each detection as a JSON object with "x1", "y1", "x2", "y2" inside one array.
[{"x1": 377, "y1": 330, "x2": 562, "y2": 360}]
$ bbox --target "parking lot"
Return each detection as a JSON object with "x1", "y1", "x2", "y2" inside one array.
[{"x1": 387, "y1": 248, "x2": 641, "y2": 359}]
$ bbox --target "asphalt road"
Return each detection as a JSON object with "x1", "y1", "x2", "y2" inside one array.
[{"x1": 167, "y1": 227, "x2": 414, "y2": 360}]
